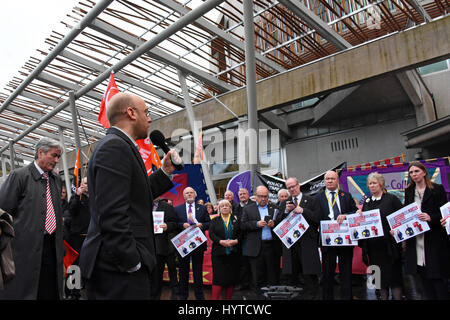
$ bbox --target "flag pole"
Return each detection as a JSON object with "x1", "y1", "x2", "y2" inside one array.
[{"x1": 178, "y1": 70, "x2": 217, "y2": 205}]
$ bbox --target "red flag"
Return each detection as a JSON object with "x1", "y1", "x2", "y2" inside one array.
[
  {"x1": 73, "y1": 149, "x2": 81, "y2": 189},
  {"x1": 98, "y1": 72, "x2": 119, "y2": 129},
  {"x1": 63, "y1": 240, "x2": 79, "y2": 277},
  {"x1": 137, "y1": 138, "x2": 162, "y2": 176}
]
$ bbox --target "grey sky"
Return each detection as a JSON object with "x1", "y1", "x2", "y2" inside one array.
[{"x1": 0, "y1": 1, "x2": 79, "y2": 90}]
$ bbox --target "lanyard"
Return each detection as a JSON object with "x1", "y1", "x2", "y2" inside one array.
[
  {"x1": 325, "y1": 188, "x2": 339, "y2": 210},
  {"x1": 221, "y1": 214, "x2": 231, "y2": 231}
]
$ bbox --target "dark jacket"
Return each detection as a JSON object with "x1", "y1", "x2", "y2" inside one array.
[
  {"x1": 240, "y1": 202, "x2": 279, "y2": 257},
  {"x1": 68, "y1": 193, "x2": 91, "y2": 235},
  {"x1": 404, "y1": 183, "x2": 450, "y2": 278},
  {"x1": 277, "y1": 194, "x2": 321, "y2": 274},
  {"x1": 0, "y1": 163, "x2": 65, "y2": 299},
  {"x1": 209, "y1": 213, "x2": 241, "y2": 256},
  {"x1": 79, "y1": 127, "x2": 173, "y2": 279},
  {"x1": 154, "y1": 200, "x2": 177, "y2": 256},
  {"x1": 0, "y1": 209, "x2": 15, "y2": 290}
]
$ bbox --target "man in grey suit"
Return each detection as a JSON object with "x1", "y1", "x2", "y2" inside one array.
[
  {"x1": 79, "y1": 92, "x2": 176, "y2": 300},
  {"x1": 241, "y1": 185, "x2": 279, "y2": 297},
  {"x1": 0, "y1": 138, "x2": 65, "y2": 299}
]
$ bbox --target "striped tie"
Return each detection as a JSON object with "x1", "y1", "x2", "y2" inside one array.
[{"x1": 42, "y1": 172, "x2": 56, "y2": 234}]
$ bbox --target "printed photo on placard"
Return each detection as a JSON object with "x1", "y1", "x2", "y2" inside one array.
[
  {"x1": 320, "y1": 220, "x2": 357, "y2": 246},
  {"x1": 171, "y1": 225, "x2": 207, "y2": 258},
  {"x1": 440, "y1": 202, "x2": 450, "y2": 236},
  {"x1": 152, "y1": 211, "x2": 164, "y2": 234},
  {"x1": 347, "y1": 209, "x2": 384, "y2": 241},
  {"x1": 387, "y1": 203, "x2": 430, "y2": 243},
  {"x1": 273, "y1": 211, "x2": 310, "y2": 249}
]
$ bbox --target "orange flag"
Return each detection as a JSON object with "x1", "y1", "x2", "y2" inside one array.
[
  {"x1": 98, "y1": 72, "x2": 119, "y2": 129},
  {"x1": 73, "y1": 149, "x2": 81, "y2": 189},
  {"x1": 137, "y1": 138, "x2": 162, "y2": 176}
]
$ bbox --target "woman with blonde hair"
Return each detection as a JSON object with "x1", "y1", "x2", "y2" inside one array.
[
  {"x1": 404, "y1": 161, "x2": 449, "y2": 300},
  {"x1": 359, "y1": 172, "x2": 404, "y2": 300},
  {"x1": 208, "y1": 199, "x2": 241, "y2": 300}
]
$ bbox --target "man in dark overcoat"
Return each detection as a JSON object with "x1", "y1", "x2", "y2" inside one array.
[{"x1": 0, "y1": 138, "x2": 65, "y2": 299}]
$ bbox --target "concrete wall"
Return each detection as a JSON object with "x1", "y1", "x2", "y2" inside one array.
[
  {"x1": 422, "y1": 70, "x2": 450, "y2": 118},
  {"x1": 284, "y1": 117, "x2": 421, "y2": 182}
]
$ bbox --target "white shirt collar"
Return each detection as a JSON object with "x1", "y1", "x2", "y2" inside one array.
[
  {"x1": 371, "y1": 195, "x2": 382, "y2": 201},
  {"x1": 33, "y1": 161, "x2": 45, "y2": 175},
  {"x1": 112, "y1": 126, "x2": 138, "y2": 149}
]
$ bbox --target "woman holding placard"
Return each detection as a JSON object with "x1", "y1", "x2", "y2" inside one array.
[
  {"x1": 404, "y1": 161, "x2": 449, "y2": 300},
  {"x1": 209, "y1": 199, "x2": 241, "y2": 300},
  {"x1": 359, "y1": 172, "x2": 404, "y2": 300}
]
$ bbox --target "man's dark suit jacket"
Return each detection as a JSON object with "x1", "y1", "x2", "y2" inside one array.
[
  {"x1": 316, "y1": 189, "x2": 358, "y2": 226},
  {"x1": 277, "y1": 194, "x2": 321, "y2": 275},
  {"x1": 154, "y1": 200, "x2": 177, "y2": 256},
  {"x1": 174, "y1": 203, "x2": 210, "y2": 252},
  {"x1": 80, "y1": 127, "x2": 173, "y2": 279},
  {"x1": 240, "y1": 202, "x2": 279, "y2": 257}
]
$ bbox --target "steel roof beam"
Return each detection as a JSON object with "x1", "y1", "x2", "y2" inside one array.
[
  {"x1": 155, "y1": 0, "x2": 285, "y2": 73},
  {"x1": 278, "y1": 0, "x2": 352, "y2": 50},
  {"x1": 0, "y1": 117, "x2": 72, "y2": 144},
  {"x1": 36, "y1": 72, "x2": 103, "y2": 101},
  {"x1": 0, "y1": 0, "x2": 228, "y2": 155},
  {"x1": 20, "y1": 91, "x2": 99, "y2": 122},
  {"x1": 0, "y1": 0, "x2": 114, "y2": 113},
  {"x1": 59, "y1": 49, "x2": 185, "y2": 107},
  {"x1": 89, "y1": 18, "x2": 235, "y2": 92}
]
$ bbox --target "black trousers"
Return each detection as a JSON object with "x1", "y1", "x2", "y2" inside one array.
[
  {"x1": 151, "y1": 252, "x2": 179, "y2": 299},
  {"x1": 178, "y1": 249, "x2": 205, "y2": 300},
  {"x1": 85, "y1": 265, "x2": 152, "y2": 300},
  {"x1": 248, "y1": 240, "x2": 278, "y2": 294},
  {"x1": 417, "y1": 266, "x2": 449, "y2": 300},
  {"x1": 322, "y1": 246, "x2": 353, "y2": 300},
  {"x1": 37, "y1": 233, "x2": 59, "y2": 300}
]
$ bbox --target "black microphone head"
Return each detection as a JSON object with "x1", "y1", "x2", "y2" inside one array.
[{"x1": 149, "y1": 130, "x2": 170, "y2": 153}]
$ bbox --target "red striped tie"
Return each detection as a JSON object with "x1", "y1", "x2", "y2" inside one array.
[{"x1": 42, "y1": 172, "x2": 56, "y2": 234}]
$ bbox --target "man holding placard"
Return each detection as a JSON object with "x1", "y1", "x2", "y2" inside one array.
[
  {"x1": 316, "y1": 170, "x2": 358, "y2": 300},
  {"x1": 277, "y1": 177, "x2": 321, "y2": 299}
]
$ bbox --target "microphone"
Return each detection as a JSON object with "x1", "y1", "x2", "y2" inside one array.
[{"x1": 149, "y1": 130, "x2": 184, "y2": 171}]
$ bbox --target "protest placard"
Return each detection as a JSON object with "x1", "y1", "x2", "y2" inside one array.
[
  {"x1": 440, "y1": 202, "x2": 450, "y2": 235},
  {"x1": 152, "y1": 211, "x2": 164, "y2": 234},
  {"x1": 171, "y1": 225, "x2": 207, "y2": 258},
  {"x1": 320, "y1": 221, "x2": 357, "y2": 246},
  {"x1": 347, "y1": 209, "x2": 384, "y2": 241},
  {"x1": 273, "y1": 212, "x2": 309, "y2": 249},
  {"x1": 386, "y1": 203, "x2": 430, "y2": 243}
]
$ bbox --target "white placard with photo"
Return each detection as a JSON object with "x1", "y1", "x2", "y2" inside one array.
[
  {"x1": 171, "y1": 226, "x2": 207, "y2": 258},
  {"x1": 347, "y1": 209, "x2": 384, "y2": 241},
  {"x1": 386, "y1": 203, "x2": 430, "y2": 243},
  {"x1": 273, "y1": 211, "x2": 310, "y2": 249},
  {"x1": 320, "y1": 220, "x2": 357, "y2": 246},
  {"x1": 152, "y1": 211, "x2": 164, "y2": 234},
  {"x1": 440, "y1": 202, "x2": 450, "y2": 235}
]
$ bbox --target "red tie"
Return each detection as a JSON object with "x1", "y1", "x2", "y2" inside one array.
[{"x1": 42, "y1": 172, "x2": 56, "y2": 234}]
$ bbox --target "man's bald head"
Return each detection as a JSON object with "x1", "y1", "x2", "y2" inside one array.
[{"x1": 106, "y1": 92, "x2": 139, "y2": 126}]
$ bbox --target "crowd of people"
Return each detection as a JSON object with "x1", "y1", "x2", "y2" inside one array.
[{"x1": 0, "y1": 92, "x2": 448, "y2": 301}]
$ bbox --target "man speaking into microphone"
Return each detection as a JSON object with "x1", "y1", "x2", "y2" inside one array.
[{"x1": 80, "y1": 92, "x2": 179, "y2": 300}]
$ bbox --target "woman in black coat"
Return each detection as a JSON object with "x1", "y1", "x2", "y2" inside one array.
[
  {"x1": 359, "y1": 172, "x2": 403, "y2": 300},
  {"x1": 404, "y1": 161, "x2": 449, "y2": 300},
  {"x1": 208, "y1": 199, "x2": 241, "y2": 300}
]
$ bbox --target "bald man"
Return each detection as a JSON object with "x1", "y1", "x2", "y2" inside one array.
[
  {"x1": 315, "y1": 170, "x2": 357, "y2": 300},
  {"x1": 80, "y1": 93, "x2": 177, "y2": 300},
  {"x1": 241, "y1": 185, "x2": 279, "y2": 297},
  {"x1": 174, "y1": 186, "x2": 210, "y2": 300}
]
